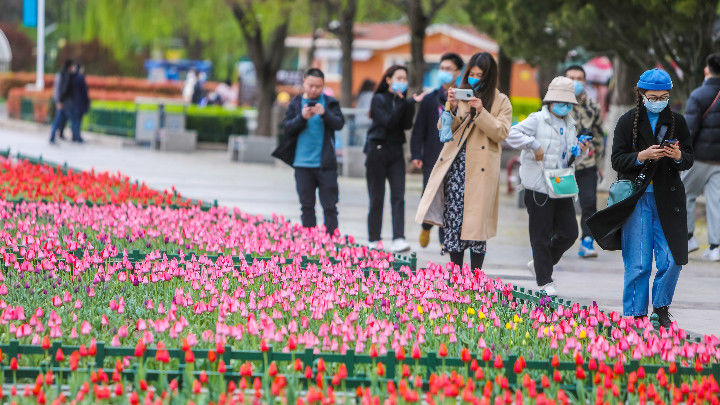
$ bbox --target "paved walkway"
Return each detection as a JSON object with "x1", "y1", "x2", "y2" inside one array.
[{"x1": 1, "y1": 118, "x2": 718, "y2": 336}]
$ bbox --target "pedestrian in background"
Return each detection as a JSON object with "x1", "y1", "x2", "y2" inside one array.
[
  {"x1": 683, "y1": 53, "x2": 720, "y2": 261},
  {"x1": 365, "y1": 65, "x2": 423, "y2": 252},
  {"x1": 411, "y1": 52, "x2": 465, "y2": 250},
  {"x1": 272, "y1": 68, "x2": 345, "y2": 235},
  {"x1": 50, "y1": 59, "x2": 82, "y2": 144},
  {"x1": 506, "y1": 77, "x2": 590, "y2": 296},
  {"x1": 565, "y1": 65, "x2": 604, "y2": 258},
  {"x1": 416, "y1": 52, "x2": 512, "y2": 271},
  {"x1": 588, "y1": 69, "x2": 693, "y2": 328}
]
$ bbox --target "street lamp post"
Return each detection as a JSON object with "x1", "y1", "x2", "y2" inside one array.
[{"x1": 35, "y1": 0, "x2": 45, "y2": 90}]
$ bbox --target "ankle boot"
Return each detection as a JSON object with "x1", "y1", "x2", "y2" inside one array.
[{"x1": 653, "y1": 306, "x2": 672, "y2": 328}]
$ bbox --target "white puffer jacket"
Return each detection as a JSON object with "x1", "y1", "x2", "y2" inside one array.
[{"x1": 506, "y1": 106, "x2": 578, "y2": 194}]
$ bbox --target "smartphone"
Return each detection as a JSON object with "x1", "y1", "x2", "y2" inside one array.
[
  {"x1": 661, "y1": 139, "x2": 678, "y2": 148},
  {"x1": 455, "y1": 88, "x2": 474, "y2": 101},
  {"x1": 578, "y1": 135, "x2": 593, "y2": 143},
  {"x1": 306, "y1": 101, "x2": 317, "y2": 107}
]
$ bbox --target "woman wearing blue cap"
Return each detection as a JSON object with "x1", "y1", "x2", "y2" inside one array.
[{"x1": 588, "y1": 69, "x2": 694, "y2": 328}]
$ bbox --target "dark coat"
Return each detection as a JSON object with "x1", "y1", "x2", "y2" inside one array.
[
  {"x1": 684, "y1": 77, "x2": 720, "y2": 162},
  {"x1": 72, "y1": 74, "x2": 90, "y2": 116},
  {"x1": 272, "y1": 95, "x2": 345, "y2": 170},
  {"x1": 587, "y1": 106, "x2": 694, "y2": 265},
  {"x1": 410, "y1": 88, "x2": 446, "y2": 176},
  {"x1": 365, "y1": 91, "x2": 415, "y2": 149}
]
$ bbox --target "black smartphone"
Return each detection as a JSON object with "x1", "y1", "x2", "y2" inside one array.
[
  {"x1": 306, "y1": 101, "x2": 317, "y2": 107},
  {"x1": 661, "y1": 139, "x2": 678, "y2": 148}
]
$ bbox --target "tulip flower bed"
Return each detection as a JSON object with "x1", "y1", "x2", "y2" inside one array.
[
  {"x1": 0, "y1": 155, "x2": 196, "y2": 208},
  {"x1": 0, "y1": 157, "x2": 718, "y2": 403}
]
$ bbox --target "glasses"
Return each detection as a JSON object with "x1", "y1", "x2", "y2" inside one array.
[{"x1": 645, "y1": 95, "x2": 670, "y2": 102}]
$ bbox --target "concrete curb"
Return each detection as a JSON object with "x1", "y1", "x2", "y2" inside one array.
[{"x1": 0, "y1": 117, "x2": 130, "y2": 148}]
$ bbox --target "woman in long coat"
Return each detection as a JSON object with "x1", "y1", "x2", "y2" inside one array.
[
  {"x1": 415, "y1": 52, "x2": 512, "y2": 271},
  {"x1": 588, "y1": 69, "x2": 693, "y2": 328}
]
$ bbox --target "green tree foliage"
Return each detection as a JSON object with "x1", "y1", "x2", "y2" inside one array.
[{"x1": 470, "y1": 0, "x2": 719, "y2": 104}]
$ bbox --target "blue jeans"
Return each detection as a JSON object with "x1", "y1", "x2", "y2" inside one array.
[
  {"x1": 621, "y1": 188, "x2": 682, "y2": 316},
  {"x1": 50, "y1": 104, "x2": 82, "y2": 142}
]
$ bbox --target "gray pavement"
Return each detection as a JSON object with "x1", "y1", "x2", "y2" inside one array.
[{"x1": 1, "y1": 118, "x2": 718, "y2": 336}]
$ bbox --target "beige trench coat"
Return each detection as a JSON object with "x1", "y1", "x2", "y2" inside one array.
[{"x1": 415, "y1": 90, "x2": 512, "y2": 241}]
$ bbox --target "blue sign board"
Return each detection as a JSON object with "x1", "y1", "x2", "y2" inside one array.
[{"x1": 23, "y1": 0, "x2": 38, "y2": 28}]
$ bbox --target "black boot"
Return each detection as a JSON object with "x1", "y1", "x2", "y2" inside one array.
[{"x1": 653, "y1": 306, "x2": 672, "y2": 328}]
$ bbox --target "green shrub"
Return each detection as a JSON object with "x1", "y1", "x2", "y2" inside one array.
[
  {"x1": 510, "y1": 96, "x2": 542, "y2": 124},
  {"x1": 186, "y1": 106, "x2": 248, "y2": 143},
  {"x1": 82, "y1": 100, "x2": 249, "y2": 142}
]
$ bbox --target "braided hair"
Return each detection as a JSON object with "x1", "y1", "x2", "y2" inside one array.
[{"x1": 632, "y1": 88, "x2": 675, "y2": 150}]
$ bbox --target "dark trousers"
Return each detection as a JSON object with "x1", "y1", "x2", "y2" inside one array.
[
  {"x1": 576, "y1": 167, "x2": 598, "y2": 238},
  {"x1": 294, "y1": 167, "x2": 339, "y2": 234},
  {"x1": 50, "y1": 104, "x2": 82, "y2": 142},
  {"x1": 421, "y1": 167, "x2": 445, "y2": 240},
  {"x1": 366, "y1": 142, "x2": 405, "y2": 242},
  {"x1": 524, "y1": 190, "x2": 579, "y2": 286}
]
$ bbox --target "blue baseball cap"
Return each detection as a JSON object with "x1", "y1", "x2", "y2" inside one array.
[{"x1": 637, "y1": 69, "x2": 672, "y2": 91}]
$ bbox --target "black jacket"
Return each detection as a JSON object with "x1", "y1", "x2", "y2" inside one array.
[
  {"x1": 410, "y1": 88, "x2": 446, "y2": 174},
  {"x1": 72, "y1": 74, "x2": 90, "y2": 116},
  {"x1": 272, "y1": 95, "x2": 345, "y2": 170},
  {"x1": 588, "y1": 106, "x2": 694, "y2": 265},
  {"x1": 365, "y1": 91, "x2": 415, "y2": 149},
  {"x1": 684, "y1": 77, "x2": 720, "y2": 162}
]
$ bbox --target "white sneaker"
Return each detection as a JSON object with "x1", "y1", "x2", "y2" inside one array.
[
  {"x1": 688, "y1": 236, "x2": 700, "y2": 253},
  {"x1": 540, "y1": 282, "x2": 557, "y2": 297},
  {"x1": 390, "y1": 238, "x2": 411, "y2": 253},
  {"x1": 702, "y1": 247, "x2": 720, "y2": 261},
  {"x1": 527, "y1": 260, "x2": 536, "y2": 279},
  {"x1": 367, "y1": 241, "x2": 381, "y2": 250}
]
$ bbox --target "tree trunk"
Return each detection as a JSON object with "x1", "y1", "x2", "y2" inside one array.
[
  {"x1": 306, "y1": 1, "x2": 322, "y2": 69},
  {"x1": 497, "y1": 48, "x2": 512, "y2": 96},
  {"x1": 406, "y1": 0, "x2": 428, "y2": 94},
  {"x1": 535, "y1": 62, "x2": 555, "y2": 100},
  {"x1": 255, "y1": 71, "x2": 277, "y2": 137},
  {"x1": 337, "y1": 0, "x2": 357, "y2": 107},
  {"x1": 598, "y1": 56, "x2": 643, "y2": 191}
]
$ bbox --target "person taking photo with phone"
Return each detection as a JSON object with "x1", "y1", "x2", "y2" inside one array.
[
  {"x1": 410, "y1": 53, "x2": 465, "y2": 250},
  {"x1": 416, "y1": 52, "x2": 512, "y2": 271},
  {"x1": 588, "y1": 69, "x2": 693, "y2": 328},
  {"x1": 272, "y1": 68, "x2": 345, "y2": 235},
  {"x1": 505, "y1": 77, "x2": 591, "y2": 296},
  {"x1": 364, "y1": 65, "x2": 424, "y2": 252}
]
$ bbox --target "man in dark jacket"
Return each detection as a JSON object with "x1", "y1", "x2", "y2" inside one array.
[
  {"x1": 50, "y1": 59, "x2": 81, "y2": 144},
  {"x1": 272, "y1": 68, "x2": 345, "y2": 235},
  {"x1": 410, "y1": 53, "x2": 464, "y2": 248},
  {"x1": 683, "y1": 53, "x2": 720, "y2": 261}
]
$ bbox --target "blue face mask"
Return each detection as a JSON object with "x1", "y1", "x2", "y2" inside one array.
[
  {"x1": 644, "y1": 98, "x2": 669, "y2": 113},
  {"x1": 437, "y1": 70, "x2": 454, "y2": 85},
  {"x1": 551, "y1": 103, "x2": 572, "y2": 117},
  {"x1": 467, "y1": 77, "x2": 485, "y2": 91},
  {"x1": 574, "y1": 81, "x2": 584, "y2": 96},
  {"x1": 391, "y1": 81, "x2": 408, "y2": 94}
]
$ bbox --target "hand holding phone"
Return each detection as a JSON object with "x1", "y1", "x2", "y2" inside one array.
[
  {"x1": 660, "y1": 139, "x2": 678, "y2": 148},
  {"x1": 454, "y1": 88, "x2": 474, "y2": 101}
]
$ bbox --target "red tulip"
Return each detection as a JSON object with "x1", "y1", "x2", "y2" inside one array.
[
  {"x1": 461, "y1": 348, "x2": 471, "y2": 363},
  {"x1": 260, "y1": 339, "x2": 269, "y2": 352},
  {"x1": 494, "y1": 355, "x2": 504, "y2": 370},
  {"x1": 411, "y1": 342, "x2": 421, "y2": 359},
  {"x1": 613, "y1": 361, "x2": 624, "y2": 376},
  {"x1": 576, "y1": 366, "x2": 586, "y2": 380},
  {"x1": 55, "y1": 349, "x2": 64, "y2": 362},
  {"x1": 395, "y1": 346, "x2": 405, "y2": 361},
  {"x1": 551, "y1": 354, "x2": 559, "y2": 368},
  {"x1": 438, "y1": 343, "x2": 448, "y2": 358},
  {"x1": 369, "y1": 344, "x2": 378, "y2": 358},
  {"x1": 218, "y1": 360, "x2": 227, "y2": 373}
]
